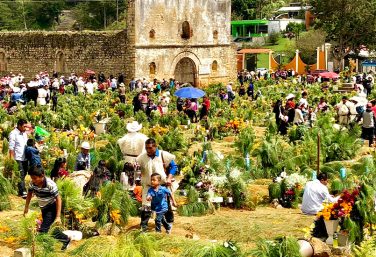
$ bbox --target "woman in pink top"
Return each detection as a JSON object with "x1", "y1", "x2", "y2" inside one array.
[
  {"x1": 190, "y1": 99, "x2": 198, "y2": 122},
  {"x1": 317, "y1": 97, "x2": 328, "y2": 112}
]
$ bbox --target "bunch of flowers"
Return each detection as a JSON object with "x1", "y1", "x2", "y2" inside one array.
[
  {"x1": 270, "y1": 172, "x2": 308, "y2": 208},
  {"x1": 317, "y1": 189, "x2": 359, "y2": 220},
  {"x1": 225, "y1": 118, "x2": 245, "y2": 133},
  {"x1": 150, "y1": 125, "x2": 169, "y2": 136},
  {"x1": 284, "y1": 173, "x2": 307, "y2": 190}
]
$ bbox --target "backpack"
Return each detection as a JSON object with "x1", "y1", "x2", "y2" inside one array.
[
  {"x1": 356, "y1": 106, "x2": 365, "y2": 115},
  {"x1": 338, "y1": 104, "x2": 349, "y2": 116}
]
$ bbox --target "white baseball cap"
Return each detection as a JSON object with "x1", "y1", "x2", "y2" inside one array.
[{"x1": 81, "y1": 141, "x2": 90, "y2": 150}]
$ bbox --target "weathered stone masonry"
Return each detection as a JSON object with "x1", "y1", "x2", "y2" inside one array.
[
  {"x1": 0, "y1": 31, "x2": 128, "y2": 79},
  {"x1": 0, "y1": 0, "x2": 236, "y2": 86}
]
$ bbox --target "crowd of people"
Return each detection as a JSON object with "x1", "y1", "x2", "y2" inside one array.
[
  {"x1": 5, "y1": 66, "x2": 376, "y2": 251},
  {"x1": 9, "y1": 115, "x2": 179, "y2": 250}
]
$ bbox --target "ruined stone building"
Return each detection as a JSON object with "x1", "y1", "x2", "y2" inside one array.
[{"x1": 0, "y1": 0, "x2": 236, "y2": 86}]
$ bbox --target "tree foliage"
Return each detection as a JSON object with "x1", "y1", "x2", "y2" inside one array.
[
  {"x1": 0, "y1": 0, "x2": 65, "y2": 30},
  {"x1": 232, "y1": 0, "x2": 287, "y2": 20},
  {"x1": 296, "y1": 29, "x2": 326, "y2": 64},
  {"x1": 310, "y1": 0, "x2": 376, "y2": 65},
  {"x1": 73, "y1": 0, "x2": 126, "y2": 30}
]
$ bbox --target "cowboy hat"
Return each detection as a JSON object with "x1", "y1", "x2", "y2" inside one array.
[
  {"x1": 119, "y1": 83, "x2": 125, "y2": 87},
  {"x1": 126, "y1": 121, "x2": 142, "y2": 133},
  {"x1": 286, "y1": 93, "x2": 295, "y2": 100}
]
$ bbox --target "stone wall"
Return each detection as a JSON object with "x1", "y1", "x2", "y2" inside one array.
[
  {"x1": 130, "y1": 0, "x2": 237, "y2": 86},
  {"x1": 0, "y1": 0, "x2": 237, "y2": 86},
  {"x1": 0, "y1": 30, "x2": 129, "y2": 79}
]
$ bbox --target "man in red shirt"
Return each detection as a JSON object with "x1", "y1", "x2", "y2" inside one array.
[{"x1": 200, "y1": 96, "x2": 211, "y2": 120}]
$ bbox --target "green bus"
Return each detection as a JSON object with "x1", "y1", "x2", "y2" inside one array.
[{"x1": 231, "y1": 20, "x2": 269, "y2": 38}]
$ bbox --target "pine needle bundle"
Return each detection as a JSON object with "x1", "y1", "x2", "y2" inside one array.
[
  {"x1": 0, "y1": 172, "x2": 14, "y2": 211},
  {"x1": 268, "y1": 182, "x2": 282, "y2": 200},
  {"x1": 234, "y1": 126, "x2": 255, "y2": 157},
  {"x1": 56, "y1": 179, "x2": 93, "y2": 220},
  {"x1": 70, "y1": 232, "x2": 159, "y2": 257},
  {"x1": 93, "y1": 182, "x2": 137, "y2": 228},
  {"x1": 21, "y1": 213, "x2": 57, "y2": 257},
  {"x1": 177, "y1": 201, "x2": 214, "y2": 217},
  {"x1": 180, "y1": 240, "x2": 240, "y2": 257},
  {"x1": 251, "y1": 236, "x2": 301, "y2": 257}
]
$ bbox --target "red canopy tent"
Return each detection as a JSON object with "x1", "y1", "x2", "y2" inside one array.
[{"x1": 320, "y1": 72, "x2": 339, "y2": 79}]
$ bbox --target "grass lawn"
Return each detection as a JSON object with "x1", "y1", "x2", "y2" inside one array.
[
  {"x1": 0, "y1": 196, "x2": 314, "y2": 256},
  {"x1": 256, "y1": 37, "x2": 296, "y2": 69}
]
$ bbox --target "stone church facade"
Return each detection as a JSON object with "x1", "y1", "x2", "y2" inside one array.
[
  {"x1": 0, "y1": 0, "x2": 236, "y2": 86},
  {"x1": 127, "y1": 0, "x2": 236, "y2": 86}
]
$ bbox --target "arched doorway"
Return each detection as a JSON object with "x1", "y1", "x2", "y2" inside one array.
[
  {"x1": 0, "y1": 52, "x2": 7, "y2": 72},
  {"x1": 56, "y1": 51, "x2": 66, "y2": 73},
  {"x1": 174, "y1": 57, "x2": 197, "y2": 86}
]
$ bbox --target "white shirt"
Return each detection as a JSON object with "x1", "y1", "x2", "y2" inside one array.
[
  {"x1": 293, "y1": 108, "x2": 304, "y2": 124},
  {"x1": 37, "y1": 88, "x2": 47, "y2": 105},
  {"x1": 9, "y1": 128, "x2": 28, "y2": 161},
  {"x1": 117, "y1": 132, "x2": 148, "y2": 163},
  {"x1": 298, "y1": 98, "x2": 308, "y2": 110},
  {"x1": 136, "y1": 150, "x2": 175, "y2": 186},
  {"x1": 301, "y1": 179, "x2": 338, "y2": 215},
  {"x1": 85, "y1": 82, "x2": 94, "y2": 94},
  {"x1": 77, "y1": 80, "x2": 85, "y2": 93}
]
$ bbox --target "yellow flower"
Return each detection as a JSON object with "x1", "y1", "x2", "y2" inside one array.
[
  {"x1": 110, "y1": 210, "x2": 121, "y2": 225},
  {"x1": 0, "y1": 225, "x2": 10, "y2": 233}
]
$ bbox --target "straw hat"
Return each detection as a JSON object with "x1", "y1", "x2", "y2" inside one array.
[{"x1": 126, "y1": 121, "x2": 142, "y2": 133}]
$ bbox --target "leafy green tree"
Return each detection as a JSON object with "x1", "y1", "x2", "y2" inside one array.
[
  {"x1": 268, "y1": 31, "x2": 280, "y2": 45},
  {"x1": 310, "y1": 0, "x2": 376, "y2": 69},
  {"x1": 26, "y1": 0, "x2": 65, "y2": 29},
  {"x1": 0, "y1": 0, "x2": 65, "y2": 30},
  {"x1": 285, "y1": 22, "x2": 306, "y2": 40},
  {"x1": 232, "y1": 0, "x2": 287, "y2": 20},
  {"x1": 73, "y1": 0, "x2": 125, "y2": 30},
  {"x1": 0, "y1": 3, "x2": 17, "y2": 30},
  {"x1": 296, "y1": 29, "x2": 326, "y2": 64}
]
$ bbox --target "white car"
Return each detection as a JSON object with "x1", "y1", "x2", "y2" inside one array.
[{"x1": 256, "y1": 68, "x2": 268, "y2": 76}]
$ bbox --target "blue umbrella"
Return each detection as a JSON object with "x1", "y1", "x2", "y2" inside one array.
[{"x1": 174, "y1": 87, "x2": 206, "y2": 98}]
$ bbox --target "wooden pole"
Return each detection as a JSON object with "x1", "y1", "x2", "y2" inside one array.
[{"x1": 317, "y1": 133, "x2": 320, "y2": 174}]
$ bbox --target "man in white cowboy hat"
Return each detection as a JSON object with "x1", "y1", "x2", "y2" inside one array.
[
  {"x1": 117, "y1": 121, "x2": 148, "y2": 189},
  {"x1": 74, "y1": 141, "x2": 91, "y2": 171},
  {"x1": 139, "y1": 88, "x2": 149, "y2": 111},
  {"x1": 159, "y1": 92, "x2": 170, "y2": 114}
]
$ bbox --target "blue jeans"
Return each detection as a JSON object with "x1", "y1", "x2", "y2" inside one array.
[
  {"x1": 155, "y1": 211, "x2": 171, "y2": 232},
  {"x1": 40, "y1": 203, "x2": 69, "y2": 244},
  {"x1": 17, "y1": 160, "x2": 28, "y2": 196}
]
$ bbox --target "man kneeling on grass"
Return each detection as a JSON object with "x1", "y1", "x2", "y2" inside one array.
[{"x1": 24, "y1": 165, "x2": 71, "y2": 251}]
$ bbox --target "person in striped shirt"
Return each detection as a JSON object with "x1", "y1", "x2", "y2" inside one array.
[{"x1": 23, "y1": 166, "x2": 71, "y2": 251}]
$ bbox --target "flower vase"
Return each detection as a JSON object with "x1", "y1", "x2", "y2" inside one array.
[{"x1": 324, "y1": 219, "x2": 339, "y2": 245}]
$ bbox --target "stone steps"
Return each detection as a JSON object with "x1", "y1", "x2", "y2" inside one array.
[
  {"x1": 55, "y1": 10, "x2": 76, "y2": 31},
  {"x1": 333, "y1": 83, "x2": 355, "y2": 93}
]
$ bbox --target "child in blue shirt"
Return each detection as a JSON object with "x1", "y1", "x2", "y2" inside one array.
[
  {"x1": 24, "y1": 139, "x2": 42, "y2": 167},
  {"x1": 146, "y1": 173, "x2": 176, "y2": 233}
]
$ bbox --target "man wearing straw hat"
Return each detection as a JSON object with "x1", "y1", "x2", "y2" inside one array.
[
  {"x1": 118, "y1": 83, "x2": 126, "y2": 103},
  {"x1": 117, "y1": 121, "x2": 148, "y2": 189}
]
